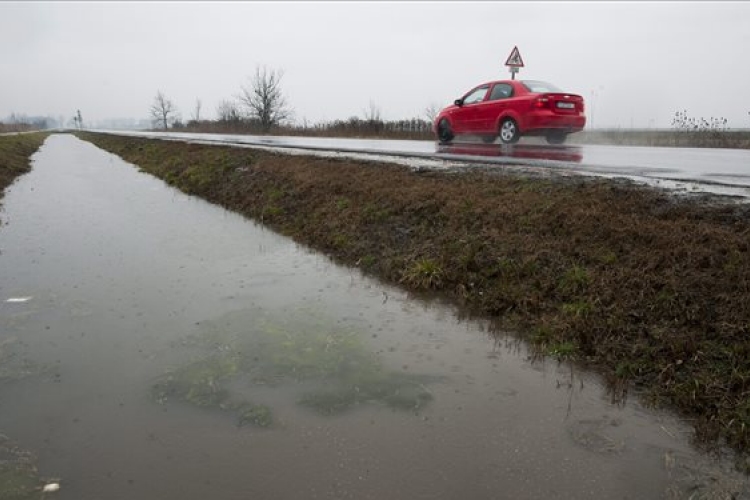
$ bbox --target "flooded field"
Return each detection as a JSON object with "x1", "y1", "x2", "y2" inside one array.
[{"x1": 0, "y1": 135, "x2": 747, "y2": 499}]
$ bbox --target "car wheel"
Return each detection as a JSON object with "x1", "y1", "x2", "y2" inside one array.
[
  {"x1": 546, "y1": 131, "x2": 568, "y2": 145},
  {"x1": 437, "y1": 119, "x2": 454, "y2": 144},
  {"x1": 499, "y1": 118, "x2": 520, "y2": 144},
  {"x1": 481, "y1": 135, "x2": 496, "y2": 144}
]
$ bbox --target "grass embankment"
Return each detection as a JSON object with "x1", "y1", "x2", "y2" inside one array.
[
  {"x1": 0, "y1": 133, "x2": 49, "y2": 195},
  {"x1": 76, "y1": 131, "x2": 750, "y2": 456}
]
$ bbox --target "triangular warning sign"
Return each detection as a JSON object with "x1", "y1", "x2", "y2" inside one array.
[{"x1": 505, "y1": 46, "x2": 524, "y2": 67}]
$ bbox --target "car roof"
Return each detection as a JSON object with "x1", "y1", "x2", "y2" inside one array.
[
  {"x1": 475, "y1": 80, "x2": 552, "y2": 87},
  {"x1": 474, "y1": 80, "x2": 515, "y2": 87},
  {"x1": 469, "y1": 80, "x2": 562, "y2": 94}
]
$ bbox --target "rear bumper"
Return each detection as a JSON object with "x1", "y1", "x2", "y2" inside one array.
[{"x1": 522, "y1": 112, "x2": 586, "y2": 134}]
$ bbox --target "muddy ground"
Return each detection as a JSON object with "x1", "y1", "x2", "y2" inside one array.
[
  {"x1": 0, "y1": 133, "x2": 49, "y2": 199},
  {"x1": 7, "y1": 132, "x2": 750, "y2": 462}
]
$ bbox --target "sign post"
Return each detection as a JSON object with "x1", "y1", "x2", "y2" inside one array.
[{"x1": 504, "y1": 46, "x2": 524, "y2": 80}]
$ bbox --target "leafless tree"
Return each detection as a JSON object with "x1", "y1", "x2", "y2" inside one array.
[
  {"x1": 191, "y1": 98, "x2": 202, "y2": 122},
  {"x1": 423, "y1": 102, "x2": 442, "y2": 123},
  {"x1": 362, "y1": 100, "x2": 382, "y2": 123},
  {"x1": 216, "y1": 99, "x2": 242, "y2": 123},
  {"x1": 72, "y1": 109, "x2": 83, "y2": 130},
  {"x1": 361, "y1": 101, "x2": 384, "y2": 134},
  {"x1": 150, "y1": 91, "x2": 178, "y2": 130},
  {"x1": 238, "y1": 65, "x2": 292, "y2": 132}
]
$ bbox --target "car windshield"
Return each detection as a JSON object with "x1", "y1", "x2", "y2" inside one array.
[{"x1": 521, "y1": 80, "x2": 562, "y2": 93}]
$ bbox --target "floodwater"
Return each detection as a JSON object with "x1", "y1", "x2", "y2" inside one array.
[{"x1": 0, "y1": 134, "x2": 747, "y2": 499}]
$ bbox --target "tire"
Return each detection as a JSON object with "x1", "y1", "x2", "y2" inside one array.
[
  {"x1": 481, "y1": 135, "x2": 496, "y2": 144},
  {"x1": 546, "y1": 131, "x2": 568, "y2": 145},
  {"x1": 498, "y1": 118, "x2": 520, "y2": 144},
  {"x1": 437, "y1": 119, "x2": 454, "y2": 144}
]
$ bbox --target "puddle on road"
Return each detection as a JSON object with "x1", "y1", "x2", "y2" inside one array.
[{"x1": 0, "y1": 135, "x2": 747, "y2": 499}]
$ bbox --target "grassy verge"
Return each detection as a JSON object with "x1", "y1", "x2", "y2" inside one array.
[
  {"x1": 75, "y1": 131, "x2": 750, "y2": 456},
  {"x1": 0, "y1": 132, "x2": 49, "y2": 197},
  {"x1": 569, "y1": 129, "x2": 750, "y2": 149}
]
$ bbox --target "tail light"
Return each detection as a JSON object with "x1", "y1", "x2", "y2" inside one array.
[{"x1": 533, "y1": 97, "x2": 550, "y2": 109}]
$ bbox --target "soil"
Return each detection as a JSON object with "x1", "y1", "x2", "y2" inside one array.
[
  {"x1": 0, "y1": 133, "x2": 49, "y2": 199},
  {"x1": 13, "y1": 131, "x2": 748, "y2": 459}
]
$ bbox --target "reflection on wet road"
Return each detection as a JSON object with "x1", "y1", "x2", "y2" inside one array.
[
  {"x1": 0, "y1": 134, "x2": 747, "y2": 499},
  {"x1": 436, "y1": 143, "x2": 584, "y2": 163}
]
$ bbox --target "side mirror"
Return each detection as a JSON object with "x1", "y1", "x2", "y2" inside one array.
[{"x1": 454, "y1": 99, "x2": 463, "y2": 107}]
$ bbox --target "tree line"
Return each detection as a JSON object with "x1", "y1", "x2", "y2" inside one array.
[{"x1": 149, "y1": 65, "x2": 438, "y2": 140}]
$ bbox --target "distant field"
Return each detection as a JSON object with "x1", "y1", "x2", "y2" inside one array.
[{"x1": 570, "y1": 129, "x2": 750, "y2": 149}]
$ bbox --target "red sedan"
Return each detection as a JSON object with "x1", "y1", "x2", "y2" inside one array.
[{"x1": 434, "y1": 80, "x2": 586, "y2": 145}]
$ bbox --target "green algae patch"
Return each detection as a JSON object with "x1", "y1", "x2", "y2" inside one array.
[
  {"x1": 238, "y1": 404, "x2": 273, "y2": 428},
  {"x1": 0, "y1": 435, "x2": 48, "y2": 500},
  {"x1": 300, "y1": 372, "x2": 434, "y2": 416},
  {"x1": 150, "y1": 308, "x2": 438, "y2": 422},
  {"x1": 151, "y1": 354, "x2": 240, "y2": 408}
]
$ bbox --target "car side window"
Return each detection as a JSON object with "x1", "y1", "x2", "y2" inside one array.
[
  {"x1": 488, "y1": 83, "x2": 513, "y2": 101},
  {"x1": 462, "y1": 86, "x2": 489, "y2": 105}
]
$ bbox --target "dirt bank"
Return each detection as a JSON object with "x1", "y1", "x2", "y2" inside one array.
[
  {"x1": 75, "y1": 131, "x2": 750, "y2": 458},
  {"x1": 0, "y1": 133, "x2": 49, "y2": 196}
]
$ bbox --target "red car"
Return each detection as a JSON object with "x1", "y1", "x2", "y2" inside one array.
[{"x1": 434, "y1": 80, "x2": 586, "y2": 145}]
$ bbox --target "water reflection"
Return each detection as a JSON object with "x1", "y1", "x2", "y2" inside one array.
[{"x1": 436, "y1": 143, "x2": 583, "y2": 163}]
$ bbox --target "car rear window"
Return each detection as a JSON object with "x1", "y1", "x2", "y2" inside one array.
[{"x1": 521, "y1": 81, "x2": 562, "y2": 93}]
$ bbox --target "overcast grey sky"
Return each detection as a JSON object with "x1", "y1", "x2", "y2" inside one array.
[{"x1": 2, "y1": 1, "x2": 749, "y2": 129}]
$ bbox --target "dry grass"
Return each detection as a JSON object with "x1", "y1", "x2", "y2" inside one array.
[
  {"x1": 0, "y1": 132, "x2": 49, "y2": 202},
  {"x1": 76, "y1": 131, "x2": 750, "y2": 456}
]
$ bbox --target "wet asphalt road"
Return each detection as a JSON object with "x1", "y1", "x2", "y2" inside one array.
[{"x1": 94, "y1": 129, "x2": 750, "y2": 198}]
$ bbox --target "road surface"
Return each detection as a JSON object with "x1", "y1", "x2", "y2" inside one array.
[{"x1": 94, "y1": 129, "x2": 750, "y2": 199}]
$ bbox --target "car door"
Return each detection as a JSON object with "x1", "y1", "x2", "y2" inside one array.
[
  {"x1": 451, "y1": 85, "x2": 489, "y2": 133},
  {"x1": 474, "y1": 83, "x2": 514, "y2": 133}
]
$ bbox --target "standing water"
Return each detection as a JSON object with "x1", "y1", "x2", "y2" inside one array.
[{"x1": 0, "y1": 135, "x2": 746, "y2": 499}]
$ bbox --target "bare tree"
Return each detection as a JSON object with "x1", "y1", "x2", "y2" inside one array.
[
  {"x1": 72, "y1": 109, "x2": 83, "y2": 130},
  {"x1": 150, "y1": 91, "x2": 178, "y2": 130},
  {"x1": 191, "y1": 98, "x2": 202, "y2": 122},
  {"x1": 216, "y1": 99, "x2": 242, "y2": 123},
  {"x1": 361, "y1": 100, "x2": 384, "y2": 134},
  {"x1": 362, "y1": 100, "x2": 382, "y2": 123},
  {"x1": 423, "y1": 102, "x2": 442, "y2": 123},
  {"x1": 238, "y1": 65, "x2": 292, "y2": 132}
]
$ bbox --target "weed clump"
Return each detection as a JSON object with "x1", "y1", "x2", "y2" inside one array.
[{"x1": 238, "y1": 404, "x2": 273, "y2": 428}]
